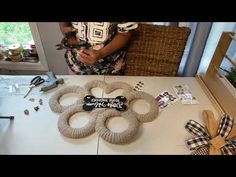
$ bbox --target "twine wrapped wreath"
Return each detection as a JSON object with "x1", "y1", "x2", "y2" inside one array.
[
  {"x1": 49, "y1": 85, "x2": 88, "y2": 113},
  {"x1": 49, "y1": 80, "x2": 159, "y2": 144},
  {"x1": 95, "y1": 109, "x2": 139, "y2": 144},
  {"x1": 58, "y1": 105, "x2": 105, "y2": 138},
  {"x1": 185, "y1": 110, "x2": 236, "y2": 155},
  {"x1": 123, "y1": 91, "x2": 159, "y2": 123}
]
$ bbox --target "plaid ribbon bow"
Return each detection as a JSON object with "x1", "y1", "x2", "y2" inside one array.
[{"x1": 185, "y1": 110, "x2": 236, "y2": 155}]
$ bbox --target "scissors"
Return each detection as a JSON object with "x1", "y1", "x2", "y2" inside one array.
[
  {"x1": 56, "y1": 32, "x2": 91, "y2": 50},
  {"x1": 24, "y1": 76, "x2": 45, "y2": 98}
]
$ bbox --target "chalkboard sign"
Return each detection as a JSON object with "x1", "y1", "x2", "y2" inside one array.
[{"x1": 83, "y1": 95, "x2": 127, "y2": 111}]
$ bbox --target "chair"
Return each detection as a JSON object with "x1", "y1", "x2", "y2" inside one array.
[{"x1": 124, "y1": 24, "x2": 191, "y2": 76}]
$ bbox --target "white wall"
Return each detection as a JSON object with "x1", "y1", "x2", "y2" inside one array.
[
  {"x1": 36, "y1": 22, "x2": 68, "y2": 75},
  {"x1": 197, "y1": 22, "x2": 236, "y2": 74}
]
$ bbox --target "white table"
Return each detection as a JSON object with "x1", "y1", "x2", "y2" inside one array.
[
  {"x1": 0, "y1": 75, "x2": 219, "y2": 154},
  {"x1": 0, "y1": 75, "x2": 104, "y2": 154}
]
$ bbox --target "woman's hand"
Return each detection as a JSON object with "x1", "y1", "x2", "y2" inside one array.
[
  {"x1": 78, "y1": 48, "x2": 104, "y2": 65},
  {"x1": 61, "y1": 26, "x2": 76, "y2": 35},
  {"x1": 59, "y1": 22, "x2": 76, "y2": 35}
]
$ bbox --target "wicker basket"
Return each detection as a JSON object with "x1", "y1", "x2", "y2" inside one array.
[{"x1": 124, "y1": 24, "x2": 191, "y2": 76}]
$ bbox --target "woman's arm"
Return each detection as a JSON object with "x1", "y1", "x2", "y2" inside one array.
[
  {"x1": 99, "y1": 32, "x2": 132, "y2": 58},
  {"x1": 78, "y1": 31, "x2": 133, "y2": 65},
  {"x1": 59, "y1": 22, "x2": 76, "y2": 35}
]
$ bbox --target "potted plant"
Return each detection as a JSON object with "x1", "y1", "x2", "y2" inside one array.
[{"x1": 221, "y1": 67, "x2": 236, "y2": 89}]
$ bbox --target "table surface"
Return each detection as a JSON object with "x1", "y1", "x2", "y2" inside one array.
[{"x1": 0, "y1": 75, "x2": 219, "y2": 154}]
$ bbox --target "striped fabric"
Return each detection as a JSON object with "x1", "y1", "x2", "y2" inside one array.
[
  {"x1": 185, "y1": 120, "x2": 211, "y2": 139},
  {"x1": 185, "y1": 114, "x2": 236, "y2": 155},
  {"x1": 191, "y1": 146, "x2": 209, "y2": 155},
  {"x1": 217, "y1": 115, "x2": 234, "y2": 138},
  {"x1": 186, "y1": 136, "x2": 209, "y2": 150},
  {"x1": 221, "y1": 145, "x2": 235, "y2": 155}
]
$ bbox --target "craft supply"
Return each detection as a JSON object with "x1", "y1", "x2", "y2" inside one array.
[
  {"x1": 133, "y1": 81, "x2": 144, "y2": 91},
  {"x1": 49, "y1": 85, "x2": 87, "y2": 113},
  {"x1": 24, "y1": 76, "x2": 45, "y2": 98},
  {"x1": 40, "y1": 71, "x2": 64, "y2": 92},
  {"x1": 84, "y1": 80, "x2": 107, "y2": 96},
  {"x1": 50, "y1": 80, "x2": 159, "y2": 144},
  {"x1": 0, "y1": 52, "x2": 4, "y2": 60},
  {"x1": 29, "y1": 98, "x2": 35, "y2": 102},
  {"x1": 0, "y1": 116, "x2": 14, "y2": 119},
  {"x1": 29, "y1": 43, "x2": 38, "y2": 57},
  {"x1": 8, "y1": 53, "x2": 22, "y2": 62},
  {"x1": 105, "y1": 81, "x2": 133, "y2": 94},
  {"x1": 8, "y1": 44, "x2": 23, "y2": 55},
  {"x1": 123, "y1": 90, "x2": 159, "y2": 123},
  {"x1": 58, "y1": 105, "x2": 99, "y2": 139},
  {"x1": 173, "y1": 84, "x2": 198, "y2": 104},
  {"x1": 83, "y1": 95, "x2": 127, "y2": 111},
  {"x1": 15, "y1": 83, "x2": 19, "y2": 91},
  {"x1": 24, "y1": 109, "x2": 29, "y2": 115},
  {"x1": 8, "y1": 43, "x2": 23, "y2": 62},
  {"x1": 155, "y1": 90, "x2": 177, "y2": 109},
  {"x1": 39, "y1": 99, "x2": 43, "y2": 105},
  {"x1": 34, "y1": 106, "x2": 39, "y2": 112},
  {"x1": 0, "y1": 45, "x2": 8, "y2": 60},
  {"x1": 56, "y1": 31, "x2": 91, "y2": 50},
  {"x1": 95, "y1": 109, "x2": 139, "y2": 144},
  {"x1": 9, "y1": 85, "x2": 15, "y2": 93},
  {"x1": 185, "y1": 110, "x2": 236, "y2": 155}
]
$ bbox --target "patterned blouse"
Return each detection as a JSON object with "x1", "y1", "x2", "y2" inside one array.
[{"x1": 65, "y1": 22, "x2": 138, "y2": 75}]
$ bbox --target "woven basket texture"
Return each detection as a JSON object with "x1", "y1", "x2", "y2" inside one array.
[{"x1": 124, "y1": 24, "x2": 191, "y2": 76}]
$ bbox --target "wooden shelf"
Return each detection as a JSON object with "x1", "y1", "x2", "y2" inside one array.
[{"x1": 200, "y1": 32, "x2": 236, "y2": 120}]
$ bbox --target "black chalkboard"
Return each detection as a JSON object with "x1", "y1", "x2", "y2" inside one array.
[{"x1": 83, "y1": 95, "x2": 127, "y2": 111}]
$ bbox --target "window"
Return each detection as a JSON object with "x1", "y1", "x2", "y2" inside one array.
[
  {"x1": 0, "y1": 22, "x2": 33, "y2": 46},
  {"x1": 197, "y1": 22, "x2": 236, "y2": 74},
  {"x1": 0, "y1": 22, "x2": 39, "y2": 63},
  {"x1": 0, "y1": 22, "x2": 48, "y2": 72}
]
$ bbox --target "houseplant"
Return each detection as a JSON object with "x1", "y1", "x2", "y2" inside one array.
[{"x1": 221, "y1": 67, "x2": 236, "y2": 89}]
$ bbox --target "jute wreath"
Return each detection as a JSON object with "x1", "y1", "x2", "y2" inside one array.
[{"x1": 49, "y1": 80, "x2": 159, "y2": 144}]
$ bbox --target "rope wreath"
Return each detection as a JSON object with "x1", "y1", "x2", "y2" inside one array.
[
  {"x1": 123, "y1": 90, "x2": 159, "y2": 123},
  {"x1": 49, "y1": 85, "x2": 88, "y2": 113},
  {"x1": 95, "y1": 109, "x2": 139, "y2": 144},
  {"x1": 58, "y1": 105, "x2": 105, "y2": 138},
  {"x1": 49, "y1": 80, "x2": 159, "y2": 144},
  {"x1": 84, "y1": 80, "x2": 108, "y2": 96},
  {"x1": 105, "y1": 81, "x2": 133, "y2": 94}
]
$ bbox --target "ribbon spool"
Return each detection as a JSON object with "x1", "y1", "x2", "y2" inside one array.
[
  {"x1": 0, "y1": 46, "x2": 9, "y2": 60},
  {"x1": 29, "y1": 41, "x2": 37, "y2": 55},
  {"x1": 0, "y1": 52, "x2": 4, "y2": 60},
  {"x1": 8, "y1": 43, "x2": 23, "y2": 62}
]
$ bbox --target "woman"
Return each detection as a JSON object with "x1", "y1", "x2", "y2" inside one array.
[{"x1": 59, "y1": 22, "x2": 138, "y2": 75}]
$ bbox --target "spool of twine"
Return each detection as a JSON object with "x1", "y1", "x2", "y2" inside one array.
[{"x1": 8, "y1": 43, "x2": 23, "y2": 62}]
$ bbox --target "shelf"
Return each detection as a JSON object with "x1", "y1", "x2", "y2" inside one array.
[
  {"x1": 0, "y1": 59, "x2": 47, "y2": 71},
  {"x1": 201, "y1": 32, "x2": 236, "y2": 120}
]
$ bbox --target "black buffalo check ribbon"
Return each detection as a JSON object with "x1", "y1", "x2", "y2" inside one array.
[
  {"x1": 185, "y1": 120, "x2": 211, "y2": 139},
  {"x1": 185, "y1": 114, "x2": 236, "y2": 155}
]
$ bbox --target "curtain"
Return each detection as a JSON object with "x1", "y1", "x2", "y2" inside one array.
[
  {"x1": 177, "y1": 22, "x2": 198, "y2": 76},
  {"x1": 182, "y1": 22, "x2": 212, "y2": 76}
]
